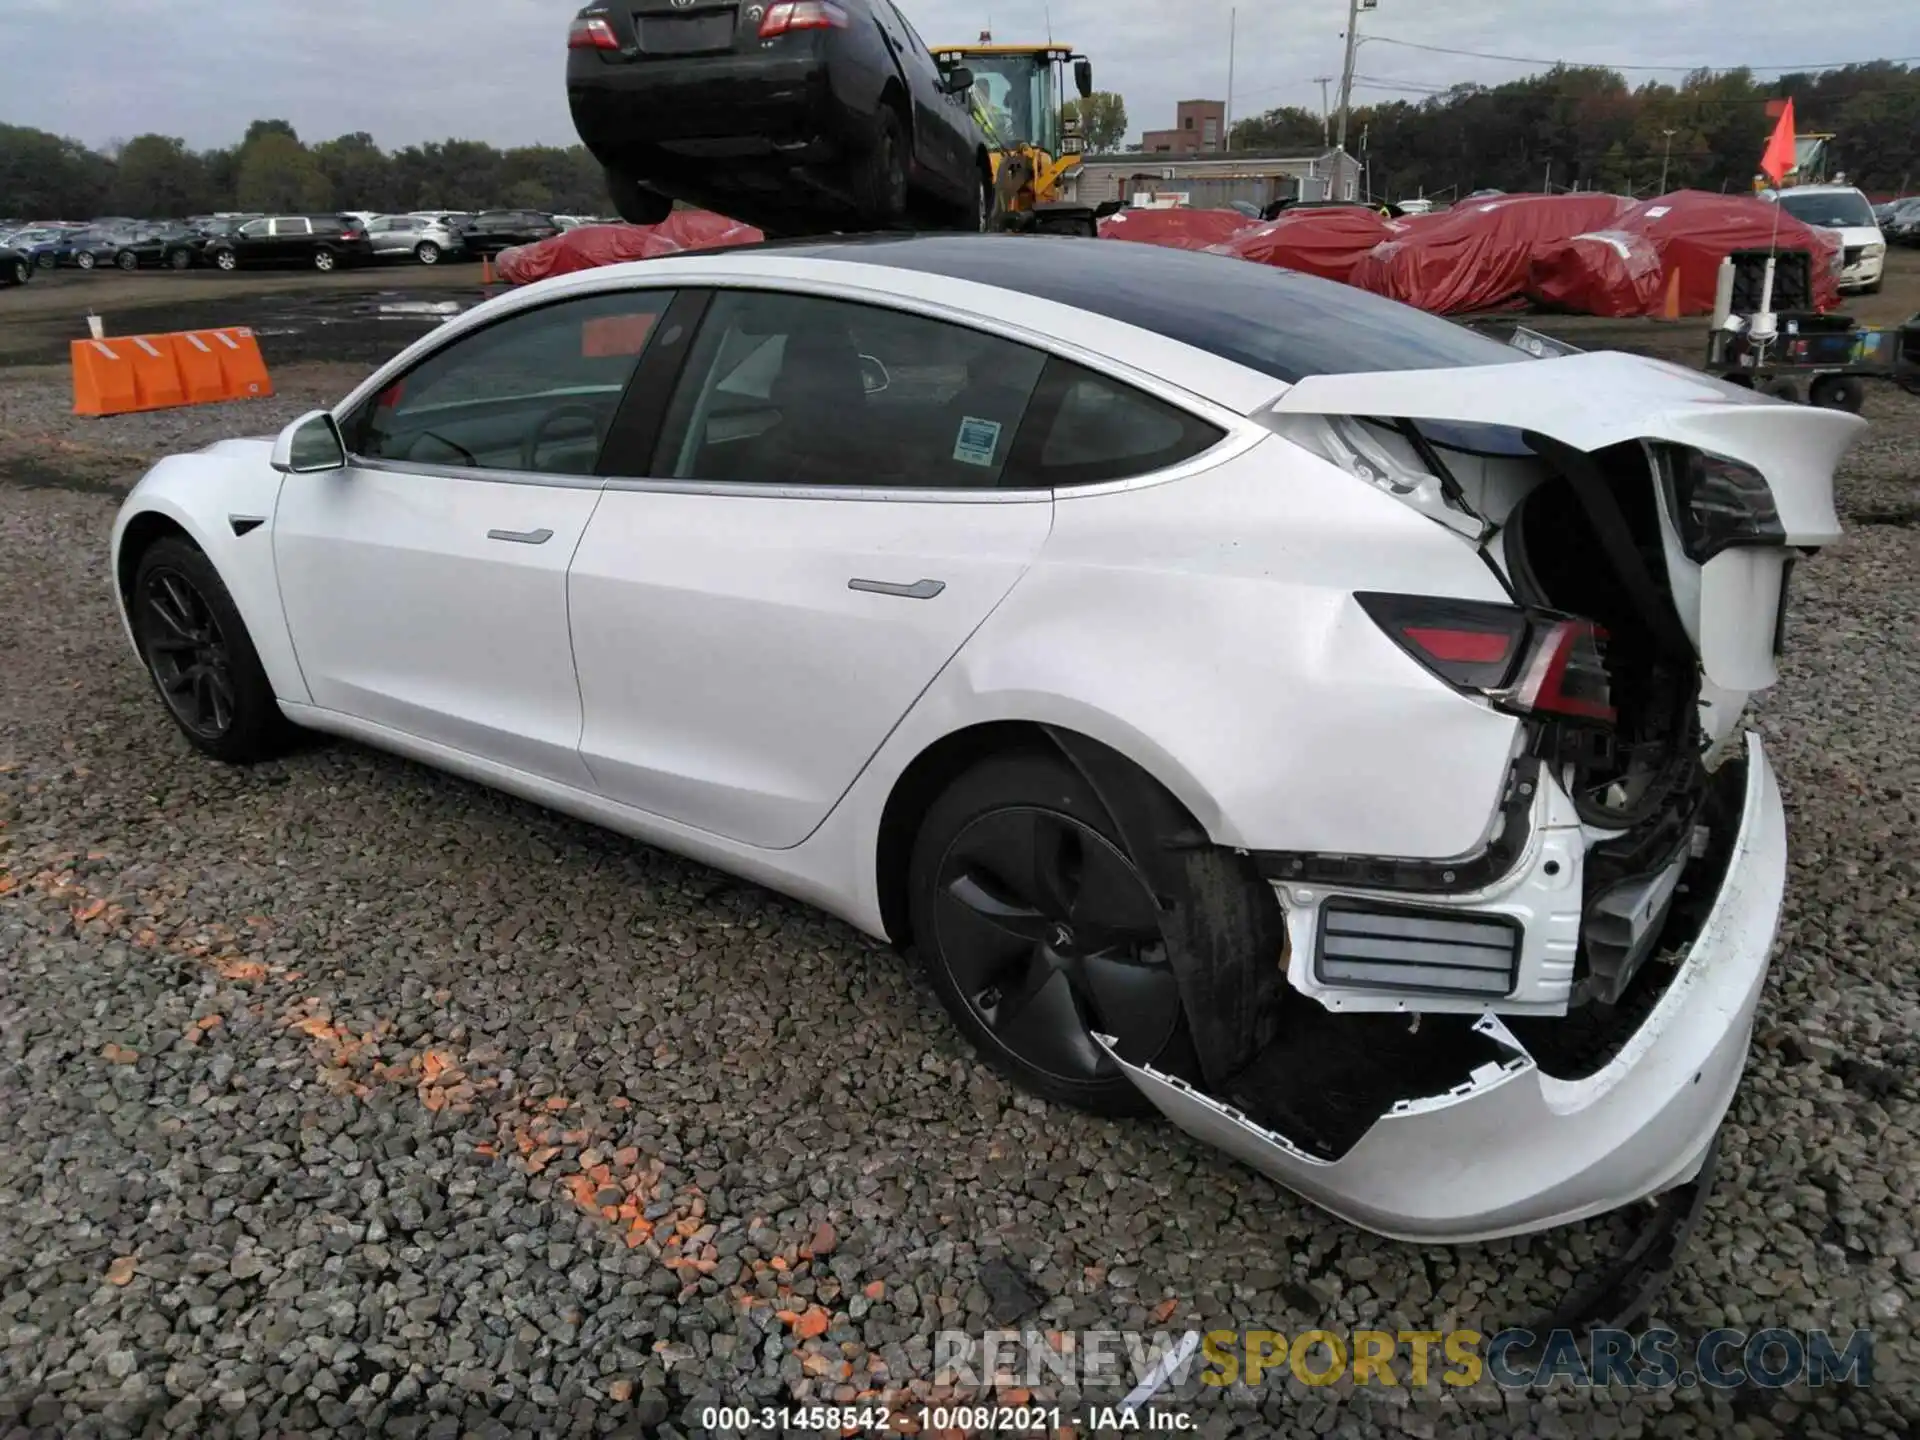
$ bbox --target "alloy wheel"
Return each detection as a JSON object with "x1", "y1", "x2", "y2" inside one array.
[
  {"x1": 76, "y1": 252, "x2": 95, "y2": 270},
  {"x1": 215, "y1": 251, "x2": 236, "y2": 271},
  {"x1": 931, "y1": 805, "x2": 1181, "y2": 1083},
  {"x1": 314, "y1": 250, "x2": 335, "y2": 272},
  {"x1": 139, "y1": 568, "x2": 238, "y2": 739}
]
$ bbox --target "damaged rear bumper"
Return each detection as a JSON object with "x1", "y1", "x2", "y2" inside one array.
[{"x1": 1107, "y1": 731, "x2": 1785, "y2": 1243}]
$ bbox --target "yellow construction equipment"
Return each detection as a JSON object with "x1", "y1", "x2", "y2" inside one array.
[{"x1": 935, "y1": 39, "x2": 1101, "y2": 236}]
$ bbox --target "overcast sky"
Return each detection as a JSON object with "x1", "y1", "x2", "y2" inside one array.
[{"x1": 3, "y1": 0, "x2": 1916, "y2": 153}]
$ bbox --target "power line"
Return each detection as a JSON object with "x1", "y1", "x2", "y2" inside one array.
[{"x1": 1364, "y1": 35, "x2": 1920, "y2": 75}]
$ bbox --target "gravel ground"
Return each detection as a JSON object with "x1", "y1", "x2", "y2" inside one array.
[{"x1": 1, "y1": 348, "x2": 1916, "y2": 1440}]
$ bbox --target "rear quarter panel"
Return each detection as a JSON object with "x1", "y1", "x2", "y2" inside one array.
[{"x1": 848, "y1": 435, "x2": 1526, "y2": 862}]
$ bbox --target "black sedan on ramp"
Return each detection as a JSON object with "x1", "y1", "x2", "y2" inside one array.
[{"x1": 566, "y1": 0, "x2": 990, "y2": 235}]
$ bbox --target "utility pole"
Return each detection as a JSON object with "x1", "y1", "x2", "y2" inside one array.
[
  {"x1": 1658, "y1": 128, "x2": 1676, "y2": 193},
  {"x1": 1224, "y1": 8, "x2": 1236, "y2": 153},
  {"x1": 1335, "y1": 0, "x2": 1363, "y2": 159},
  {"x1": 1313, "y1": 76, "x2": 1333, "y2": 145}
]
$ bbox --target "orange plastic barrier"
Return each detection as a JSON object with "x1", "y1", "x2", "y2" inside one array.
[{"x1": 71, "y1": 326, "x2": 274, "y2": 417}]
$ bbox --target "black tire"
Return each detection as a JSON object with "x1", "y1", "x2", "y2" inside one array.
[
  {"x1": 116, "y1": 249, "x2": 139, "y2": 272},
  {"x1": 7, "y1": 258, "x2": 28, "y2": 286},
  {"x1": 415, "y1": 241, "x2": 440, "y2": 265},
  {"x1": 212, "y1": 249, "x2": 237, "y2": 272},
  {"x1": 605, "y1": 167, "x2": 673, "y2": 226},
  {"x1": 1760, "y1": 376, "x2": 1802, "y2": 403},
  {"x1": 168, "y1": 248, "x2": 193, "y2": 271},
  {"x1": 908, "y1": 750, "x2": 1197, "y2": 1115},
  {"x1": 1809, "y1": 373, "x2": 1866, "y2": 413},
  {"x1": 76, "y1": 251, "x2": 96, "y2": 271},
  {"x1": 35, "y1": 252, "x2": 55, "y2": 270},
  {"x1": 313, "y1": 248, "x2": 336, "y2": 272},
  {"x1": 855, "y1": 104, "x2": 909, "y2": 229},
  {"x1": 973, "y1": 165, "x2": 995, "y2": 233},
  {"x1": 130, "y1": 537, "x2": 290, "y2": 765}
]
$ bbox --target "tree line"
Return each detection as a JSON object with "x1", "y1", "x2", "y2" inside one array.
[
  {"x1": 1229, "y1": 61, "x2": 1920, "y2": 198},
  {"x1": 0, "y1": 119, "x2": 614, "y2": 221}
]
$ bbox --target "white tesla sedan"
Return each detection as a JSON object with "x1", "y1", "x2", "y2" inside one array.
[{"x1": 110, "y1": 235, "x2": 1864, "y2": 1243}]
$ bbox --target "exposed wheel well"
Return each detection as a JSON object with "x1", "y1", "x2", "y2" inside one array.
[
  {"x1": 874, "y1": 720, "x2": 1211, "y2": 948},
  {"x1": 116, "y1": 512, "x2": 194, "y2": 605},
  {"x1": 877, "y1": 80, "x2": 911, "y2": 146}
]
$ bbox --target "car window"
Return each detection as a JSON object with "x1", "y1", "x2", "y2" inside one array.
[
  {"x1": 238, "y1": 219, "x2": 270, "y2": 238},
  {"x1": 1009, "y1": 358, "x2": 1225, "y2": 487},
  {"x1": 345, "y1": 289, "x2": 675, "y2": 477},
  {"x1": 886, "y1": 0, "x2": 931, "y2": 55},
  {"x1": 1775, "y1": 189, "x2": 1876, "y2": 229},
  {"x1": 272, "y1": 218, "x2": 310, "y2": 236},
  {"x1": 648, "y1": 290, "x2": 1048, "y2": 489}
]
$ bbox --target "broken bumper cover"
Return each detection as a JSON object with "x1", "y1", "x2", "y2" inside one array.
[{"x1": 1108, "y1": 731, "x2": 1785, "y2": 1243}]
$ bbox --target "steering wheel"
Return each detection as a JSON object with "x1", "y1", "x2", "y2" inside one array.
[{"x1": 521, "y1": 401, "x2": 606, "y2": 472}]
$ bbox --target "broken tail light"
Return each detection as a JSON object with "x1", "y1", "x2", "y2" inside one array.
[
  {"x1": 758, "y1": 1, "x2": 849, "y2": 37},
  {"x1": 567, "y1": 15, "x2": 619, "y2": 49},
  {"x1": 1358, "y1": 593, "x2": 1615, "y2": 725},
  {"x1": 1662, "y1": 446, "x2": 1784, "y2": 563}
]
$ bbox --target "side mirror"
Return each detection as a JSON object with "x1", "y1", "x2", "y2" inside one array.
[
  {"x1": 939, "y1": 65, "x2": 974, "y2": 96},
  {"x1": 1073, "y1": 58, "x2": 1093, "y2": 98},
  {"x1": 271, "y1": 409, "x2": 347, "y2": 474},
  {"x1": 859, "y1": 354, "x2": 891, "y2": 395}
]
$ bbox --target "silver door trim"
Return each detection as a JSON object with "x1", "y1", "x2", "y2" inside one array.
[
  {"x1": 848, "y1": 577, "x2": 945, "y2": 599},
  {"x1": 487, "y1": 527, "x2": 554, "y2": 545}
]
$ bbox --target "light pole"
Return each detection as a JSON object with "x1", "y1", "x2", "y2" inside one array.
[
  {"x1": 1313, "y1": 76, "x2": 1333, "y2": 145},
  {"x1": 1658, "y1": 128, "x2": 1676, "y2": 193},
  {"x1": 1335, "y1": 0, "x2": 1375, "y2": 200}
]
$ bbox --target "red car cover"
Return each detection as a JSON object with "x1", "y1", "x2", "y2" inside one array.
[
  {"x1": 497, "y1": 211, "x2": 763, "y2": 284},
  {"x1": 1527, "y1": 228, "x2": 1667, "y2": 317},
  {"x1": 1205, "y1": 206, "x2": 1396, "y2": 284},
  {"x1": 1606, "y1": 190, "x2": 1841, "y2": 314},
  {"x1": 1097, "y1": 207, "x2": 1257, "y2": 251},
  {"x1": 1348, "y1": 193, "x2": 1635, "y2": 314}
]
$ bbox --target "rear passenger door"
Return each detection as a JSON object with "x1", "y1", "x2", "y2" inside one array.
[
  {"x1": 269, "y1": 216, "x2": 310, "y2": 262},
  {"x1": 876, "y1": 0, "x2": 970, "y2": 201},
  {"x1": 567, "y1": 288, "x2": 1054, "y2": 847}
]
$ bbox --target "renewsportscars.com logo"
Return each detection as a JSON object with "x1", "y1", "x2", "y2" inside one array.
[{"x1": 932, "y1": 1326, "x2": 1875, "y2": 1392}]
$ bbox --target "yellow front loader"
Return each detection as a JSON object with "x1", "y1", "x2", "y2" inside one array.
[{"x1": 934, "y1": 40, "x2": 1103, "y2": 236}]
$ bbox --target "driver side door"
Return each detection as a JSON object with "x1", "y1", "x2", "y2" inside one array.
[{"x1": 272, "y1": 288, "x2": 675, "y2": 787}]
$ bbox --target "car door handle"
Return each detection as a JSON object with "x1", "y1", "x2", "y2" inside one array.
[
  {"x1": 487, "y1": 527, "x2": 554, "y2": 545},
  {"x1": 848, "y1": 577, "x2": 945, "y2": 599}
]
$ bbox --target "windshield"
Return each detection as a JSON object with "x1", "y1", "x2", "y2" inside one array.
[
  {"x1": 967, "y1": 54, "x2": 1059, "y2": 155},
  {"x1": 1776, "y1": 189, "x2": 1877, "y2": 229}
]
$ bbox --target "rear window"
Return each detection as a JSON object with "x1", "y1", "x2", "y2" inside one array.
[{"x1": 810, "y1": 234, "x2": 1527, "y2": 386}]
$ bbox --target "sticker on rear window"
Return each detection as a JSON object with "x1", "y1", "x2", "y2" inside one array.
[{"x1": 953, "y1": 416, "x2": 1002, "y2": 467}]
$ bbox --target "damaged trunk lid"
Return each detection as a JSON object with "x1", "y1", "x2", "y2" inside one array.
[{"x1": 1266, "y1": 349, "x2": 1865, "y2": 692}]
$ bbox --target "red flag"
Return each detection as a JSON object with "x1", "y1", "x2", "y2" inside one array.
[{"x1": 1760, "y1": 97, "x2": 1796, "y2": 185}]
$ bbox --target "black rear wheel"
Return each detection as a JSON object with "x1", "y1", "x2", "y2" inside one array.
[
  {"x1": 8, "y1": 259, "x2": 27, "y2": 286},
  {"x1": 132, "y1": 537, "x2": 290, "y2": 764},
  {"x1": 856, "y1": 105, "x2": 910, "y2": 229},
  {"x1": 605, "y1": 167, "x2": 673, "y2": 225},
  {"x1": 910, "y1": 752, "x2": 1188, "y2": 1114},
  {"x1": 169, "y1": 248, "x2": 193, "y2": 270},
  {"x1": 116, "y1": 249, "x2": 139, "y2": 272}
]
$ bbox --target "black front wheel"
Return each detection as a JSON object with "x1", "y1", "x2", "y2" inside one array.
[
  {"x1": 132, "y1": 537, "x2": 290, "y2": 764},
  {"x1": 116, "y1": 250, "x2": 139, "y2": 272},
  {"x1": 910, "y1": 752, "x2": 1190, "y2": 1114},
  {"x1": 169, "y1": 248, "x2": 193, "y2": 270}
]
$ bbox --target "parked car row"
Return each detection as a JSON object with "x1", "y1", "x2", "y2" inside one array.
[{"x1": 0, "y1": 209, "x2": 604, "y2": 279}]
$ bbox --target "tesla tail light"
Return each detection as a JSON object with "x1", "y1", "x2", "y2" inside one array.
[
  {"x1": 1357, "y1": 593, "x2": 1615, "y2": 725},
  {"x1": 758, "y1": 1, "x2": 849, "y2": 37},
  {"x1": 568, "y1": 15, "x2": 619, "y2": 49},
  {"x1": 1662, "y1": 446, "x2": 1784, "y2": 563}
]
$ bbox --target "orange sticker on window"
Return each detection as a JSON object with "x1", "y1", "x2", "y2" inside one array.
[{"x1": 581, "y1": 313, "x2": 658, "y2": 359}]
